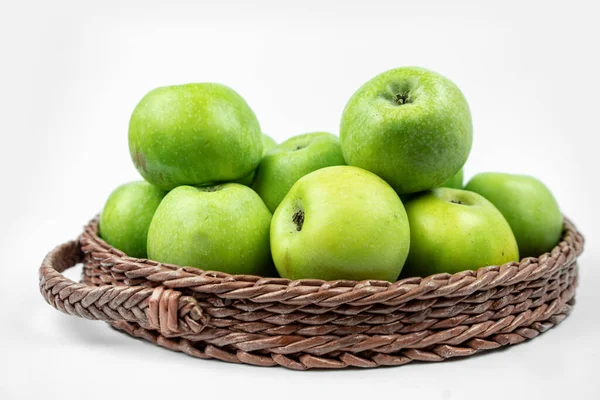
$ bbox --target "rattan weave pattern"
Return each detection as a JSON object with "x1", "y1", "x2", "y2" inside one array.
[{"x1": 39, "y1": 217, "x2": 584, "y2": 369}]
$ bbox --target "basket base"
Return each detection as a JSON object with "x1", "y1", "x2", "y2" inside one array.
[{"x1": 109, "y1": 289, "x2": 576, "y2": 370}]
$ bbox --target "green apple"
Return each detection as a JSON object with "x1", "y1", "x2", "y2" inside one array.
[
  {"x1": 261, "y1": 133, "x2": 277, "y2": 153},
  {"x1": 340, "y1": 67, "x2": 472, "y2": 194},
  {"x1": 271, "y1": 165, "x2": 410, "y2": 281},
  {"x1": 99, "y1": 181, "x2": 166, "y2": 258},
  {"x1": 252, "y1": 132, "x2": 346, "y2": 212},
  {"x1": 465, "y1": 173, "x2": 563, "y2": 258},
  {"x1": 402, "y1": 188, "x2": 519, "y2": 277},
  {"x1": 129, "y1": 83, "x2": 262, "y2": 190},
  {"x1": 236, "y1": 133, "x2": 278, "y2": 186},
  {"x1": 440, "y1": 168, "x2": 464, "y2": 189},
  {"x1": 147, "y1": 183, "x2": 274, "y2": 276}
]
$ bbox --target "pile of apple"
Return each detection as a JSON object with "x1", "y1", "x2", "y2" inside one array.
[{"x1": 100, "y1": 67, "x2": 563, "y2": 282}]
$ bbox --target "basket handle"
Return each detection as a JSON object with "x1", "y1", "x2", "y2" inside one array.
[{"x1": 39, "y1": 240, "x2": 209, "y2": 337}]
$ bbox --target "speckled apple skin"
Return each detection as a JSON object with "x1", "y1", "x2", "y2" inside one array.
[
  {"x1": 147, "y1": 184, "x2": 275, "y2": 276},
  {"x1": 99, "y1": 181, "x2": 166, "y2": 258},
  {"x1": 465, "y1": 173, "x2": 563, "y2": 258},
  {"x1": 402, "y1": 188, "x2": 519, "y2": 277},
  {"x1": 129, "y1": 83, "x2": 262, "y2": 191},
  {"x1": 271, "y1": 166, "x2": 410, "y2": 282},
  {"x1": 253, "y1": 132, "x2": 346, "y2": 212},
  {"x1": 340, "y1": 67, "x2": 472, "y2": 194}
]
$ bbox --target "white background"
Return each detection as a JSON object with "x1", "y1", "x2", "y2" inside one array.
[{"x1": 1, "y1": 0, "x2": 599, "y2": 398}]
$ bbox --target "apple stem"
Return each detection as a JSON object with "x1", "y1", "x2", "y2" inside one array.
[{"x1": 394, "y1": 92, "x2": 411, "y2": 105}]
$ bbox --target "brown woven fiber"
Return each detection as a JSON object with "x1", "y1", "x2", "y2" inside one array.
[{"x1": 39, "y1": 217, "x2": 584, "y2": 370}]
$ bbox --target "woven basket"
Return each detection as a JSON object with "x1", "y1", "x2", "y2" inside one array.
[{"x1": 39, "y1": 217, "x2": 584, "y2": 370}]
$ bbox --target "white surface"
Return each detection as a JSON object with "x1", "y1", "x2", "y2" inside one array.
[{"x1": 1, "y1": 0, "x2": 599, "y2": 399}]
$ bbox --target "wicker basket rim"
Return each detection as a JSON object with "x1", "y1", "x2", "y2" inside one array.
[{"x1": 80, "y1": 216, "x2": 584, "y2": 303}]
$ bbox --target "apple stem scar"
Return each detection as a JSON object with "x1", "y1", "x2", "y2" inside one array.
[{"x1": 292, "y1": 210, "x2": 305, "y2": 231}]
